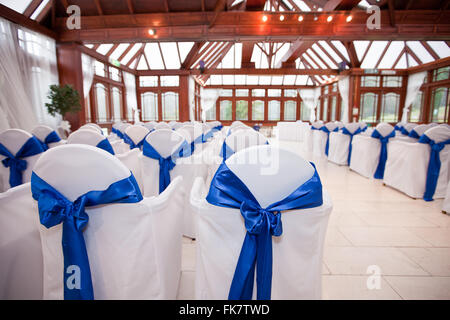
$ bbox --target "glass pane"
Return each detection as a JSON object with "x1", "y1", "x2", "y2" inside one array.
[
  {"x1": 284, "y1": 101, "x2": 296, "y2": 121},
  {"x1": 433, "y1": 66, "x2": 450, "y2": 82},
  {"x1": 160, "y1": 76, "x2": 179, "y2": 87},
  {"x1": 236, "y1": 89, "x2": 249, "y2": 97},
  {"x1": 380, "y1": 92, "x2": 400, "y2": 122},
  {"x1": 431, "y1": 87, "x2": 449, "y2": 123},
  {"x1": 383, "y1": 76, "x2": 402, "y2": 87},
  {"x1": 330, "y1": 96, "x2": 337, "y2": 121},
  {"x1": 220, "y1": 89, "x2": 233, "y2": 97},
  {"x1": 409, "y1": 91, "x2": 423, "y2": 122},
  {"x1": 360, "y1": 92, "x2": 378, "y2": 122},
  {"x1": 140, "y1": 76, "x2": 158, "y2": 87},
  {"x1": 284, "y1": 89, "x2": 297, "y2": 98},
  {"x1": 301, "y1": 101, "x2": 311, "y2": 121},
  {"x1": 236, "y1": 100, "x2": 248, "y2": 120},
  {"x1": 95, "y1": 61, "x2": 105, "y2": 77},
  {"x1": 252, "y1": 89, "x2": 265, "y2": 97},
  {"x1": 361, "y1": 76, "x2": 380, "y2": 87},
  {"x1": 205, "y1": 104, "x2": 216, "y2": 120},
  {"x1": 220, "y1": 100, "x2": 232, "y2": 120},
  {"x1": 110, "y1": 67, "x2": 121, "y2": 82},
  {"x1": 141, "y1": 92, "x2": 158, "y2": 121},
  {"x1": 268, "y1": 89, "x2": 281, "y2": 97},
  {"x1": 322, "y1": 98, "x2": 328, "y2": 121},
  {"x1": 111, "y1": 87, "x2": 122, "y2": 122},
  {"x1": 95, "y1": 83, "x2": 107, "y2": 122},
  {"x1": 252, "y1": 100, "x2": 264, "y2": 121},
  {"x1": 162, "y1": 92, "x2": 179, "y2": 121},
  {"x1": 268, "y1": 100, "x2": 280, "y2": 121}
]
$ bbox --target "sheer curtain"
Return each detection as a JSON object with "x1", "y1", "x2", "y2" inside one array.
[
  {"x1": 123, "y1": 71, "x2": 138, "y2": 122},
  {"x1": 0, "y1": 17, "x2": 60, "y2": 131},
  {"x1": 200, "y1": 87, "x2": 220, "y2": 122},
  {"x1": 338, "y1": 76, "x2": 350, "y2": 123},
  {"x1": 188, "y1": 76, "x2": 196, "y2": 121},
  {"x1": 298, "y1": 88, "x2": 321, "y2": 122},
  {"x1": 82, "y1": 53, "x2": 95, "y2": 99},
  {"x1": 401, "y1": 71, "x2": 427, "y2": 123}
]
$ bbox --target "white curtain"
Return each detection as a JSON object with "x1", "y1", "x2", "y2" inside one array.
[
  {"x1": 401, "y1": 71, "x2": 427, "y2": 123},
  {"x1": 123, "y1": 71, "x2": 138, "y2": 122},
  {"x1": 338, "y1": 76, "x2": 350, "y2": 123},
  {"x1": 299, "y1": 87, "x2": 321, "y2": 122},
  {"x1": 200, "y1": 87, "x2": 220, "y2": 122},
  {"x1": 188, "y1": 76, "x2": 196, "y2": 121},
  {"x1": 81, "y1": 53, "x2": 94, "y2": 98},
  {"x1": 0, "y1": 17, "x2": 60, "y2": 131}
]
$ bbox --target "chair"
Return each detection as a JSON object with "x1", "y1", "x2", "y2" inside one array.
[
  {"x1": 327, "y1": 122, "x2": 362, "y2": 166},
  {"x1": 408, "y1": 124, "x2": 428, "y2": 139},
  {"x1": 0, "y1": 129, "x2": 44, "y2": 192},
  {"x1": 443, "y1": 182, "x2": 450, "y2": 214},
  {"x1": 32, "y1": 125, "x2": 63, "y2": 150},
  {"x1": 350, "y1": 123, "x2": 395, "y2": 179},
  {"x1": 176, "y1": 125, "x2": 204, "y2": 155},
  {"x1": 142, "y1": 122, "x2": 156, "y2": 132},
  {"x1": 191, "y1": 145, "x2": 332, "y2": 300},
  {"x1": 383, "y1": 126, "x2": 450, "y2": 200},
  {"x1": 79, "y1": 124, "x2": 103, "y2": 135},
  {"x1": 116, "y1": 148, "x2": 144, "y2": 193},
  {"x1": 123, "y1": 125, "x2": 150, "y2": 150},
  {"x1": 66, "y1": 129, "x2": 115, "y2": 155},
  {"x1": 155, "y1": 122, "x2": 171, "y2": 130},
  {"x1": 312, "y1": 122, "x2": 338, "y2": 157},
  {"x1": 400, "y1": 123, "x2": 418, "y2": 136},
  {"x1": 31, "y1": 144, "x2": 184, "y2": 299}
]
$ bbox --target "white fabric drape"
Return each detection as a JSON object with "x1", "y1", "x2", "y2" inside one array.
[
  {"x1": 123, "y1": 71, "x2": 138, "y2": 122},
  {"x1": 338, "y1": 76, "x2": 350, "y2": 123},
  {"x1": 0, "y1": 17, "x2": 60, "y2": 131},
  {"x1": 401, "y1": 71, "x2": 427, "y2": 123},
  {"x1": 200, "y1": 87, "x2": 220, "y2": 122},
  {"x1": 81, "y1": 53, "x2": 95, "y2": 98},
  {"x1": 188, "y1": 76, "x2": 196, "y2": 121},
  {"x1": 298, "y1": 88, "x2": 321, "y2": 122}
]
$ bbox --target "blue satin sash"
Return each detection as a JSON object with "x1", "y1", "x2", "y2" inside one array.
[
  {"x1": 220, "y1": 141, "x2": 235, "y2": 161},
  {"x1": 311, "y1": 126, "x2": 322, "y2": 131},
  {"x1": 418, "y1": 135, "x2": 450, "y2": 201},
  {"x1": 142, "y1": 139, "x2": 188, "y2": 193},
  {"x1": 35, "y1": 131, "x2": 61, "y2": 151},
  {"x1": 371, "y1": 129, "x2": 396, "y2": 179},
  {"x1": 206, "y1": 162, "x2": 323, "y2": 300},
  {"x1": 361, "y1": 126, "x2": 368, "y2": 132},
  {"x1": 202, "y1": 130, "x2": 214, "y2": 142},
  {"x1": 31, "y1": 172, "x2": 143, "y2": 300},
  {"x1": 96, "y1": 139, "x2": 115, "y2": 155},
  {"x1": 342, "y1": 127, "x2": 362, "y2": 165},
  {"x1": 320, "y1": 127, "x2": 339, "y2": 156},
  {"x1": 113, "y1": 128, "x2": 124, "y2": 139},
  {"x1": 400, "y1": 127, "x2": 409, "y2": 136},
  {"x1": 123, "y1": 133, "x2": 147, "y2": 150},
  {"x1": 0, "y1": 137, "x2": 44, "y2": 188},
  {"x1": 394, "y1": 124, "x2": 403, "y2": 131},
  {"x1": 408, "y1": 130, "x2": 421, "y2": 139}
]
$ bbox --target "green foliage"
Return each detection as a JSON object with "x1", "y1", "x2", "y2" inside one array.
[{"x1": 45, "y1": 84, "x2": 81, "y2": 117}]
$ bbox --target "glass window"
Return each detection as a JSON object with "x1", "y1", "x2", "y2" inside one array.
[
  {"x1": 284, "y1": 101, "x2": 296, "y2": 121},
  {"x1": 433, "y1": 66, "x2": 450, "y2": 82},
  {"x1": 284, "y1": 89, "x2": 297, "y2": 98},
  {"x1": 95, "y1": 83, "x2": 108, "y2": 122},
  {"x1": 205, "y1": 105, "x2": 216, "y2": 121},
  {"x1": 141, "y1": 92, "x2": 158, "y2": 121},
  {"x1": 111, "y1": 87, "x2": 122, "y2": 122},
  {"x1": 380, "y1": 92, "x2": 400, "y2": 122},
  {"x1": 324, "y1": 86, "x2": 329, "y2": 94},
  {"x1": 268, "y1": 89, "x2": 281, "y2": 97},
  {"x1": 110, "y1": 67, "x2": 121, "y2": 82},
  {"x1": 431, "y1": 87, "x2": 449, "y2": 123},
  {"x1": 322, "y1": 98, "x2": 328, "y2": 121},
  {"x1": 252, "y1": 100, "x2": 264, "y2": 121},
  {"x1": 332, "y1": 82, "x2": 338, "y2": 92},
  {"x1": 220, "y1": 100, "x2": 232, "y2": 120},
  {"x1": 361, "y1": 76, "x2": 380, "y2": 87},
  {"x1": 383, "y1": 76, "x2": 402, "y2": 87},
  {"x1": 409, "y1": 91, "x2": 424, "y2": 122},
  {"x1": 360, "y1": 92, "x2": 378, "y2": 122},
  {"x1": 330, "y1": 96, "x2": 337, "y2": 121},
  {"x1": 162, "y1": 91, "x2": 179, "y2": 121},
  {"x1": 220, "y1": 89, "x2": 233, "y2": 97},
  {"x1": 236, "y1": 89, "x2": 249, "y2": 97},
  {"x1": 236, "y1": 100, "x2": 248, "y2": 120},
  {"x1": 268, "y1": 100, "x2": 280, "y2": 121},
  {"x1": 140, "y1": 76, "x2": 158, "y2": 87},
  {"x1": 85, "y1": 97, "x2": 91, "y2": 123},
  {"x1": 95, "y1": 61, "x2": 105, "y2": 77},
  {"x1": 160, "y1": 76, "x2": 179, "y2": 87},
  {"x1": 301, "y1": 102, "x2": 311, "y2": 121},
  {"x1": 252, "y1": 89, "x2": 265, "y2": 97}
]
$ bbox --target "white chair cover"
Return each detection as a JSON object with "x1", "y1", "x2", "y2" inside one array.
[
  {"x1": 328, "y1": 122, "x2": 361, "y2": 166},
  {"x1": 142, "y1": 122, "x2": 156, "y2": 132},
  {"x1": 383, "y1": 126, "x2": 450, "y2": 199},
  {"x1": 276, "y1": 122, "x2": 303, "y2": 141},
  {"x1": 312, "y1": 122, "x2": 338, "y2": 157},
  {"x1": 443, "y1": 182, "x2": 450, "y2": 214},
  {"x1": 67, "y1": 129, "x2": 115, "y2": 154},
  {"x1": 79, "y1": 124, "x2": 103, "y2": 135},
  {"x1": 0, "y1": 129, "x2": 43, "y2": 192},
  {"x1": 32, "y1": 125, "x2": 63, "y2": 149},
  {"x1": 116, "y1": 148, "x2": 144, "y2": 193},
  {"x1": 124, "y1": 125, "x2": 150, "y2": 150},
  {"x1": 191, "y1": 145, "x2": 332, "y2": 299},
  {"x1": 155, "y1": 122, "x2": 171, "y2": 130},
  {"x1": 33, "y1": 144, "x2": 184, "y2": 299}
]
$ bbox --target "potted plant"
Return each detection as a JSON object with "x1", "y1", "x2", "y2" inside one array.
[{"x1": 45, "y1": 84, "x2": 81, "y2": 118}]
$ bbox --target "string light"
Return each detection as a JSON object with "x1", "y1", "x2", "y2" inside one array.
[{"x1": 148, "y1": 29, "x2": 155, "y2": 36}]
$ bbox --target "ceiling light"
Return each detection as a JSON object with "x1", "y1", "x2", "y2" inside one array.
[
  {"x1": 279, "y1": 15, "x2": 285, "y2": 21},
  {"x1": 327, "y1": 15, "x2": 333, "y2": 22},
  {"x1": 298, "y1": 15, "x2": 304, "y2": 22},
  {"x1": 148, "y1": 29, "x2": 155, "y2": 36},
  {"x1": 262, "y1": 15, "x2": 268, "y2": 22},
  {"x1": 346, "y1": 15, "x2": 353, "y2": 22},
  {"x1": 314, "y1": 15, "x2": 318, "y2": 21}
]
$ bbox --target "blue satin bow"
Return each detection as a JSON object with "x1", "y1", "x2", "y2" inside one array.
[
  {"x1": 371, "y1": 129, "x2": 396, "y2": 179},
  {"x1": 418, "y1": 135, "x2": 450, "y2": 201},
  {"x1": 311, "y1": 126, "x2": 322, "y2": 131},
  {"x1": 206, "y1": 162, "x2": 324, "y2": 300},
  {"x1": 320, "y1": 127, "x2": 339, "y2": 156},
  {"x1": 220, "y1": 142, "x2": 235, "y2": 161},
  {"x1": 202, "y1": 130, "x2": 214, "y2": 142},
  {"x1": 123, "y1": 133, "x2": 147, "y2": 150},
  {"x1": 34, "y1": 131, "x2": 61, "y2": 151},
  {"x1": 96, "y1": 139, "x2": 115, "y2": 155},
  {"x1": 0, "y1": 137, "x2": 44, "y2": 188},
  {"x1": 142, "y1": 139, "x2": 188, "y2": 193},
  {"x1": 342, "y1": 127, "x2": 362, "y2": 165},
  {"x1": 112, "y1": 128, "x2": 124, "y2": 139},
  {"x1": 31, "y1": 171, "x2": 143, "y2": 300},
  {"x1": 394, "y1": 124, "x2": 403, "y2": 131},
  {"x1": 400, "y1": 127, "x2": 409, "y2": 136},
  {"x1": 408, "y1": 130, "x2": 421, "y2": 139}
]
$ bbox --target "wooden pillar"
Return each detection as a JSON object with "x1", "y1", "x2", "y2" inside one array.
[
  {"x1": 56, "y1": 42, "x2": 85, "y2": 130},
  {"x1": 423, "y1": 70, "x2": 433, "y2": 123},
  {"x1": 179, "y1": 75, "x2": 190, "y2": 122},
  {"x1": 398, "y1": 75, "x2": 409, "y2": 122}
]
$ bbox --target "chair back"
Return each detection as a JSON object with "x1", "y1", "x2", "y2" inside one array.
[
  {"x1": 224, "y1": 130, "x2": 267, "y2": 157},
  {"x1": 374, "y1": 123, "x2": 395, "y2": 138},
  {"x1": 155, "y1": 122, "x2": 171, "y2": 130},
  {"x1": 324, "y1": 122, "x2": 338, "y2": 132},
  {"x1": 79, "y1": 124, "x2": 102, "y2": 135},
  {"x1": 423, "y1": 126, "x2": 450, "y2": 143},
  {"x1": 124, "y1": 125, "x2": 150, "y2": 147},
  {"x1": 344, "y1": 122, "x2": 361, "y2": 134},
  {"x1": 311, "y1": 121, "x2": 324, "y2": 129},
  {"x1": 144, "y1": 129, "x2": 186, "y2": 158},
  {"x1": 142, "y1": 122, "x2": 156, "y2": 131},
  {"x1": 409, "y1": 124, "x2": 428, "y2": 138},
  {"x1": 403, "y1": 123, "x2": 418, "y2": 134},
  {"x1": 32, "y1": 125, "x2": 61, "y2": 146}
]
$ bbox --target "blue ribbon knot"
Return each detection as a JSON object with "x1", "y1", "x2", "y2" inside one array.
[
  {"x1": 342, "y1": 127, "x2": 362, "y2": 165},
  {"x1": 371, "y1": 129, "x2": 395, "y2": 179},
  {"x1": 320, "y1": 127, "x2": 339, "y2": 156}
]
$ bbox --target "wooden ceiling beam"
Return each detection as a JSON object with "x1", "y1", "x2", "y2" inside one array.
[
  {"x1": 94, "y1": 0, "x2": 104, "y2": 16},
  {"x1": 126, "y1": 0, "x2": 134, "y2": 14},
  {"x1": 325, "y1": 40, "x2": 350, "y2": 65},
  {"x1": 374, "y1": 41, "x2": 391, "y2": 69},
  {"x1": 118, "y1": 43, "x2": 133, "y2": 61},
  {"x1": 35, "y1": 0, "x2": 53, "y2": 23},
  {"x1": 241, "y1": 42, "x2": 256, "y2": 68},
  {"x1": 105, "y1": 43, "x2": 120, "y2": 57},
  {"x1": 387, "y1": 0, "x2": 396, "y2": 27},
  {"x1": 23, "y1": 0, "x2": 43, "y2": 18},
  {"x1": 137, "y1": 67, "x2": 340, "y2": 76},
  {"x1": 209, "y1": 0, "x2": 227, "y2": 28},
  {"x1": 421, "y1": 40, "x2": 441, "y2": 60},
  {"x1": 182, "y1": 41, "x2": 206, "y2": 69},
  {"x1": 126, "y1": 45, "x2": 144, "y2": 67},
  {"x1": 276, "y1": 39, "x2": 314, "y2": 68},
  {"x1": 344, "y1": 41, "x2": 360, "y2": 68}
]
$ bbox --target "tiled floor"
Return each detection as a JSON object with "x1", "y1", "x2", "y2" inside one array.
[{"x1": 177, "y1": 139, "x2": 450, "y2": 300}]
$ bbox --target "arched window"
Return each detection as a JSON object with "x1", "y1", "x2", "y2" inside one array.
[
  {"x1": 162, "y1": 91, "x2": 179, "y2": 121},
  {"x1": 111, "y1": 87, "x2": 122, "y2": 122},
  {"x1": 236, "y1": 100, "x2": 248, "y2": 120},
  {"x1": 360, "y1": 92, "x2": 378, "y2": 122},
  {"x1": 284, "y1": 100, "x2": 296, "y2": 121},
  {"x1": 322, "y1": 98, "x2": 328, "y2": 121},
  {"x1": 94, "y1": 83, "x2": 108, "y2": 123},
  {"x1": 409, "y1": 91, "x2": 424, "y2": 123},
  {"x1": 268, "y1": 100, "x2": 280, "y2": 121},
  {"x1": 380, "y1": 92, "x2": 400, "y2": 122},
  {"x1": 431, "y1": 87, "x2": 449, "y2": 123},
  {"x1": 220, "y1": 100, "x2": 232, "y2": 120},
  {"x1": 300, "y1": 101, "x2": 311, "y2": 121},
  {"x1": 141, "y1": 92, "x2": 158, "y2": 121},
  {"x1": 252, "y1": 100, "x2": 264, "y2": 121}
]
